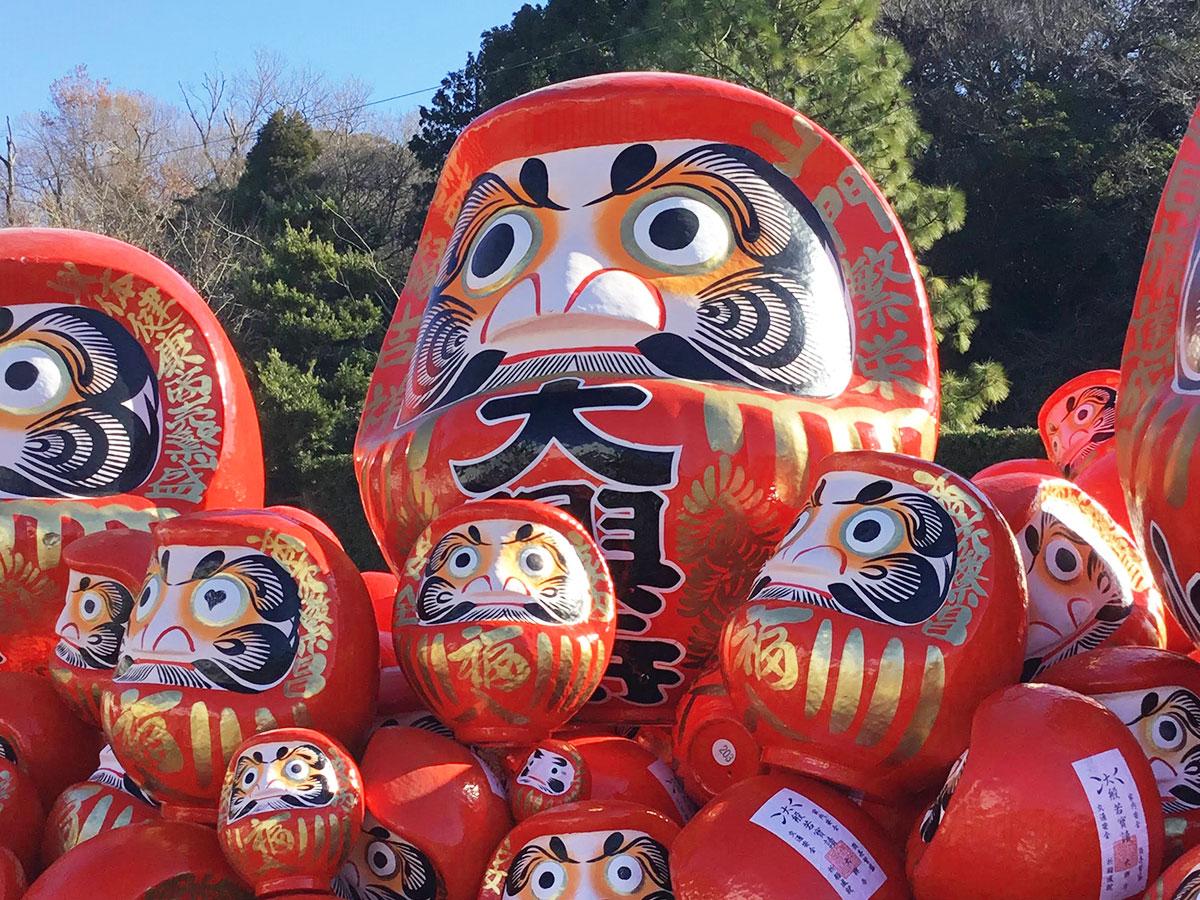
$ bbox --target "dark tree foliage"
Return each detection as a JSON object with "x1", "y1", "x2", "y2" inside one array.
[
  {"x1": 412, "y1": 0, "x2": 1008, "y2": 427},
  {"x1": 881, "y1": 0, "x2": 1200, "y2": 424}
]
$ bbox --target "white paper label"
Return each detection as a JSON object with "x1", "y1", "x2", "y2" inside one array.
[
  {"x1": 1071, "y1": 748, "x2": 1151, "y2": 900},
  {"x1": 711, "y1": 738, "x2": 737, "y2": 767},
  {"x1": 749, "y1": 788, "x2": 887, "y2": 898},
  {"x1": 648, "y1": 758, "x2": 699, "y2": 821}
]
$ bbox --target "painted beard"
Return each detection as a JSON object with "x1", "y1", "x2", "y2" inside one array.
[
  {"x1": 54, "y1": 619, "x2": 124, "y2": 670},
  {"x1": 417, "y1": 574, "x2": 580, "y2": 625},
  {"x1": 0, "y1": 304, "x2": 161, "y2": 498},
  {"x1": 333, "y1": 834, "x2": 438, "y2": 900},
  {"x1": 115, "y1": 621, "x2": 298, "y2": 693}
]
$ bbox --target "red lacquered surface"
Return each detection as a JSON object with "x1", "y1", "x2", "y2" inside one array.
[{"x1": 671, "y1": 664, "x2": 764, "y2": 803}]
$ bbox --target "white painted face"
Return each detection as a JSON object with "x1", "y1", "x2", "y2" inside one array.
[
  {"x1": 405, "y1": 139, "x2": 852, "y2": 418},
  {"x1": 116, "y1": 544, "x2": 301, "y2": 693},
  {"x1": 54, "y1": 567, "x2": 135, "y2": 671},
  {"x1": 333, "y1": 812, "x2": 440, "y2": 900},
  {"x1": 501, "y1": 829, "x2": 672, "y2": 900},
  {"x1": 750, "y1": 470, "x2": 957, "y2": 626},
  {"x1": 89, "y1": 744, "x2": 155, "y2": 804},
  {"x1": 226, "y1": 739, "x2": 337, "y2": 823},
  {"x1": 1017, "y1": 491, "x2": 1133, "y2": 675},
  {"x1": 1094, "y1": 687, "x2": 1200, "y2": 813},
  {"x1": 517, "y1": 747, "x2": 578, "y2": 797},
  {"x1": 418, "y1": 518, "x2": 590, "y2": 626}
]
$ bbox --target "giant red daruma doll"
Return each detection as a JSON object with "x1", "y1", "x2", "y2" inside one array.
[
  {"x1": 0, "y1": 230, "x2": 264, "y2": 672},
  {"x1": 355, "y1": 72, "x2": 940, "y2": 722},
  {"x1": 1119, "y1": 103, "x2": 1200, "y2": 646}
]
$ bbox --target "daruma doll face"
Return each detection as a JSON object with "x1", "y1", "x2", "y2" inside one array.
[
  {"x1": 719, "y1": 450, "x2": 1027, "y2": 799},
  {"x1": 393, "y1": 499, "x2": 616, "y2": 745},
  {"x1": 1039, "y1": 370, "x2": 1120, "y2": 479},
  {"x1": 355, "y1": 71, "x2": 941, "y2": 724},
  {"x1": 100, "y1": 509, "x2": 377, "y2": 820}
]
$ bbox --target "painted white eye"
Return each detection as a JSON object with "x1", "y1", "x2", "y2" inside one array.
[
  {"x1": 192, "y1": 575, "x2": 250, "y2": 627},
  {"x1": 78, "y1": 590, "x2": 105, "y2": 622},
  {"x1": 284, "y1": 758, "x2": 311, "y2": 780},
  {"x1": 530, "y1": 860, "x2": 567, "y2": 899},
  {"x1": 1044, "y1": 537, "x2": 1082, "y2": 582},
  {"x1": 519, "y1": 547, "x2": 551, "y2": 577},
  {"x1": 447, "y1": 546, "x2": 481, "y2": 579},
  {"x1": 0, "y1": 343, "x2": 70, "y2": 414},
  {"x1": 366, "y1": 840, "x2": 398, "y2": 878},
  {"x1": 842, "y1": 509, "x2": 903, "y2": 556},
  {"x1": 606, "y1": 854, "x2": 644, "y2": 894},
  {"x1": 627, "y1": 188, "x2": 732, "y2": 272},
  {"x1": 1075, "y1": 405, "x2": 1093, "y2": 423},
  {"x1": 1152, "y1": 714, "x2": 1187, "y2": 752},
  {"x1": 241, "y1": 767, "x2": 258, "y2": 788},
  {"x1": 135, "y1": 575, "x2": 162, "y2": 621},
  {"x1": 464, "y1": 210, "x2": 538, "y2": 295}
]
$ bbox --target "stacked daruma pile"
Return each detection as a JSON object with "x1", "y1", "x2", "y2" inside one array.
[{"x1": 1, "y1": 73, "x2": 1199, "y2": 900}]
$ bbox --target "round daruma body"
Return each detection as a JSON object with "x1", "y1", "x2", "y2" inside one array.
[
  {"x1": 907, "y1": 683, "x2": 1163, "y2": 900},
  {"x1": 355, "y1": 72, "x2": 940, "y2": 724},
  {"x1": 1040, "y1": 647, "x2": 1200, "y2": 862},
  {"x1": 393, "y1": 498, "x2": 616, "y2": 745},
  {"x1": 975, "y1": 472, "x2": 1159, "y2": 679},
  {"x1": 0, "y1": 229, "x2": 264, "y2": 673},
  {"x1": 101, "y1": 508, "x2": 378, "y2": 821},
  {"x1": 719, "y1": 450, "x2": 1027, "y2": 799},
  {"x1": 218, "y1": 728, "x2": 363, "y2": 896},
  {"x1": 1039, "y1": 369, "x2": 1121, "y2": 480},
  {"x1": 48, "y1": 528, "x2": 155, "y2": 724},
  {"x1": 1118, "y1": 102, "x2": 1200, "y2": 653}
]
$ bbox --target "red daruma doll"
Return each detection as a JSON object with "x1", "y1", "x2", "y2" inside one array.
[
  {"x1": 393, "y1": 499, "x2": 616, "y2": 745},
  {"x1": 101, "y1": 508, "x2": 378, "y2": 822},
  {"x1": 47, "y1": 528, "x2": 154, "y2": 725},
  {"x1": 218, "y1": 728, "x2": 364, "y2": 897},
  {"x1": 719, "y1": 450, "x2": 1027, "y2": 799}
]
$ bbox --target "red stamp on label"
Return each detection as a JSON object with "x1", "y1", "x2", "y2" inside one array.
[
  {"x1": 1113, "y1": 835, "x2": 1139, "y2": 872},
  {"x1": 826, "y1": 841, "x2": 862, "y2": 878}
]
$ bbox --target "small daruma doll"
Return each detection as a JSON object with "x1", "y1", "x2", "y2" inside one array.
[
  {"x1": 393, "y1": 499, "x2": 616, "y2": 745},
  {"x1": 48, "y1": 528, "x2": 154, "y2": 724},
  {"x1": 1039, "y1": 369, "x2": 1121, "y2": 480},
  {"x1": 101, "y1": 508, "x2": 378, "y2": 822},
  {"x1": 719, "y1": 450, "x2": 1027, "y2": 800},
  {"x1": 218, "y1": 728, "x2": 363, "y2": 897},
  {"x1": 974, "y1": 471, "x2": 1159, "y2": 678},
  {"x1": 480, "y1": 801, "x2": 678, "y2": 900},
  {"x1": 1040, "y1": 647, "x2": 1200, "y2": 861}
]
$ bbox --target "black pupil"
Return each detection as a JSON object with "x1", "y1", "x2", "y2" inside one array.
[
  {"x1": 5, "y1": 360, "x2": 38, "y2": 392},
  {"x1": 853, "y1": 518, "x2": 882, "y2": 543},
  {"x1": 83, "y1": 599, "x2": 95, "y2": 614},
  {"x1": 526, "y1": 553, "x2": 544, "y2": 571},
  {"x1": 618, "y1": 865, "x2": 633, "y2": 881},
  {"x1": 471, "y1": 222, "x2": 516, "y2": 279},
  {"x1": 538, "y1": 872, "x2": 556, "y2": 889},
  {"x1": 649, "y1": 206, "x2": 700, "y2": 251},
  {"x1": 140, "y1": 588, "x2": 152, "y2": 607},
  {"x1": 1055, "y1": 547, "x2": 1077, "y2": 572},
  {"x1": 372, "y1": 851, "x2": 388, "y2": 870},
  {"x1": 454, "y1": 552, "x2": 472, "y2": 568},
  {"x1": 1162, "y1": 720, "x2": 1179, "y2": 741}
]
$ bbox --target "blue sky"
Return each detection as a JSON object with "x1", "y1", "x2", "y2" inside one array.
[{"x1": 0, "y1": 0, "x2": 527, "y2": 124}]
